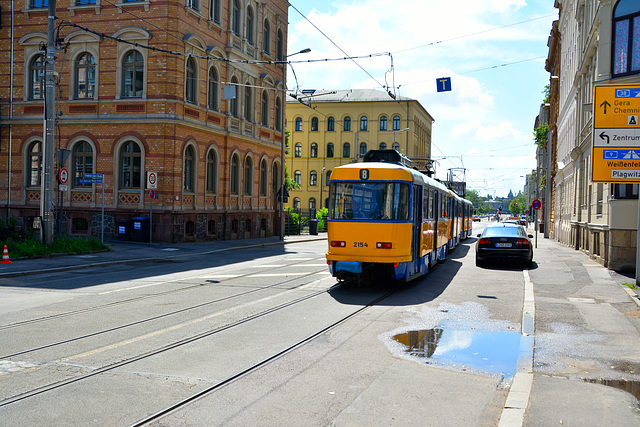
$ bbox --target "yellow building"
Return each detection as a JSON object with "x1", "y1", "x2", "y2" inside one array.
[{"x1": 285, "y1": 89, "x2": 434, "y2": 211}]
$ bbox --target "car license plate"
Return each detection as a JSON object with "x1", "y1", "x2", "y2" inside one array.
[{"x1": 496, "y1": 243, "x2": 512, "y2": 248}]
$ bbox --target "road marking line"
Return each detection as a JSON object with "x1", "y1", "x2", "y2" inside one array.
[{"x1": 498, "y1": 270, "x2": 535, "y2": 427}]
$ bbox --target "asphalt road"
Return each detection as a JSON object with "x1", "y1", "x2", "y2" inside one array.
[{"x1": 1, "y1": 227, "x2": 640, "y2": 426}]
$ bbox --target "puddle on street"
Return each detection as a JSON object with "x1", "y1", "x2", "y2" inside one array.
[
  {"x1": 393, "y1": 328, "x2": 522, "y2": 378},
  {"x1": 584, "y1": 378, "x2": 640, "y2": 401}
]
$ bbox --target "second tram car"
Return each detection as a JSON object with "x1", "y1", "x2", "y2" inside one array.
[{"x1": 326, "y1": 150, "x2": 472, "y2": 283}]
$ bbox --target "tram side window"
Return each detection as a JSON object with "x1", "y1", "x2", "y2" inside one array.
[{"x1": 422, "y1": 189, "x2": 430, "y2": 220}]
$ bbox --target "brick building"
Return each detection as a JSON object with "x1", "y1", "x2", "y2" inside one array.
[{"x1": 0, "y1": 0, "x2": 288, "y2": 242}]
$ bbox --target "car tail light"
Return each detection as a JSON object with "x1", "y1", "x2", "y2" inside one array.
[
  {"x1": 516, "y1": 238, "x2": 530, "y2": 246},
  {"x1": 478, "y1": 238, "x2": 491, "y2": 247},
  {"x1": 376, "y1": 242, "x2": 392, "y2": 249},
  {"x1": 331, "y1": 241, "x2": 346, "y2": 247}
]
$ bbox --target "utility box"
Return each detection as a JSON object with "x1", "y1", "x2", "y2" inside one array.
[
  {"x1": 117, "y1": 219, "x2": 133, "y2": 241},
  {"x1": 132, "y1": 217, "x2": 150, "y2": 242}
]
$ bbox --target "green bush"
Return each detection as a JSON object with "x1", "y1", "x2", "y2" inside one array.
[
  {"x1": 316, "y1": 208, "x2": 328, "y2": 231},
  {"x1": 0, "y1": 217, "x2": 108, "y2": 258}
]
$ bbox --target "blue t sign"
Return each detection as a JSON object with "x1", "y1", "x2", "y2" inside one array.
[{"x1": 437, "y1": 77, "x2": 452, "y2": 92}]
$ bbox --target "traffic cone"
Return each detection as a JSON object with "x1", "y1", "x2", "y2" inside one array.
[{"x1": 1, "y1": 245, "x2": 11, "y2": 264}]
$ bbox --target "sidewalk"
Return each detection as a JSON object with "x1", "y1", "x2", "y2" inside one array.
[{"x1": 0, "y1": 234, "x2": 327, "y2": 279}]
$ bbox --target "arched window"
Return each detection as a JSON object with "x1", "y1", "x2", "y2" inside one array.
[
  {"x1": 310, "y1": 170, "x2": 317, "y2": 186},
  {"x1": 293, "y1": 197, "x2": 301, "y2": 209},
  {"x1": 184, "y1": 146, "x2": 195, "y2": 191},
  {"x1": 276, "y1": 29, "x2": 284, "y2": 61},
  {"x1": 261, "y1": 91, "x2": 269, "y2": 126},
  {"x1": 295, "y1": 117, "x2": 303, "y2": 131},
  {"x1": 208, "y1": 67, "x2": 219, "y2": 110},
  {"x1": 206, "y1": 149, "x2": 217, "y2": 193},
  {"x1": 613, "y1": 0, "x2": 640, "y2": 76},
  {"x1": 379, "y1": 142, "x2": 387, "y2": 149},
  {"x1": 185, "y1": 57, "x2": 197, "y2": 104},
  {"x1": 344, "y1": 116, "x2": 351, "y2": 131},
  {"x1": 230, "y1": 153, "x2": 240, "y2": 194},
  {"x1": 263, "y1": 19, "x2": 271, "y2": 54},
  {"x1": 310, "y1": 143, "x2": 318, "y2": 158},
  {"x1": 392, "y1": 142, "x2": 400, "y2": 151},
  {"x1": 392, "y1": 115, "x2": 401, "y2": 131},
  {"x1": 343, "y1": 143, "x2": 351, "y2": 158},
  {"x1": 232, "y1": 0, "x2": 240, "y2": 36},
  {"x1": 359, "y1": 142, "x2": 367, "y2": 157},
  {"x1": 120, "y1": 141, "x2": 141, "y2": 189},
  {"x1": 246, "y1": 6, "x2": 254, "y2": 45},
  {"x1": 75, "y1": 53, "x2": 95, "y2": 99},
  {"x1": 326, "y1": 170, "x2": 331, "y2": 185},
  {"x1": 187, "y1": 0, "x2": 199, "y2": 11},
  {"x1": 327, "y1": 117, "x2": 335, "y2": 131},
  {"x1": 28, "y1": 141, "x2": 42, "y2": 186},
  {"x1": 380, "y1": 116, "x2": 388, "y2": 131},
  {"x1": 122, "y1": 50, "x2": 144, "y2": 98},
  {"x1": 244, "y1": 83, "x2": 252, "y2": 121},
  {"x1": 294, "y1": 170, "x2": 301, "y2": 185},
  {"x1": 275, "y1": 97, "x2": 282, "y2": 131},
  {"x1": 73, "y1": 141, "x2": 94, "y2": 187},
  {"x1": 360, "y1": 116, "x2": 368, "y2": 131},
  {"x1": 311, "y1": 117, "x2": 319, "y2": 131},
  {"x1": 230, "y1": 77, "x2": 239, "y2": 117},
  {"x1": 210, "y1": 0, "x2": 220, "y2": 23},
  {"x1": 244, "y1": 156, "x2": 253, "y2": 195},
  {"x1": 29, "y1": 55, "x2": 45, "y2": 99},
  {"x1": 259, "y1": 159, "x2": 268, "y2": 196},
  {"x1": 294, "y1": 143, "x2": 302, "y2": 158},
  {"x1": 327, "y1": 143, "x2": 334, "y2": 158},
  {"x1": 309, "y1": 198, "x2": 316, "y2": 211}
]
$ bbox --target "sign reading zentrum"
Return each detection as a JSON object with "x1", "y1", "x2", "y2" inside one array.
[{"x1": 592, "y1": 84, "x2": 640, "y2": 183}]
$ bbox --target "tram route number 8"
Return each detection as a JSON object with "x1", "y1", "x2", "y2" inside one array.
[{"x1": 354, "y1": 242, "x2": 368, "y2": 247}]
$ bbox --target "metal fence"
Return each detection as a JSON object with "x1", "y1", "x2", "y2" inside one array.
[{"x1": 285, "y1": 208, "x2": 328, "y2": 236}]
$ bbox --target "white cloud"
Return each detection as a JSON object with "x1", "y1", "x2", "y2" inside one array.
[{"x1": 451, "y1": 120, "x2": 523, "y2": 140}]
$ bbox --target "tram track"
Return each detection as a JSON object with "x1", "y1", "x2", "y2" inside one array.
[
  {"x1": 0, "y1": 277, "x2": 341, "y2": 407},
  {"x1": 0, "y1": 262, "x2": 329, "y2": 360},
  {"x1": 0, "y1": 257, "x2": 327, "y2": 331},
  {"x1": 131, "y1": 280, "x2": 409, "y2": 427}
]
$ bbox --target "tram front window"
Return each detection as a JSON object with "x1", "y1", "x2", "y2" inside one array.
[{"x1": 329, "y1": 182, "x2": 410, "y2": 220}]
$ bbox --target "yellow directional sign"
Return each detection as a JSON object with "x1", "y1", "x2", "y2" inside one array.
[{"x1": 592, "y1": 84, "x2": 640, "y2": 183}]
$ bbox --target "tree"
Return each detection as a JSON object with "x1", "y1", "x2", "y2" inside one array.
[{"x1": 509, "y1": 192, "x2": 527, "y2": 215}]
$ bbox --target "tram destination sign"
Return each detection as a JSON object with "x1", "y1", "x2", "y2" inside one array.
[{"x1": 592, "y1": 84, "x2": 640, "y2": 183}]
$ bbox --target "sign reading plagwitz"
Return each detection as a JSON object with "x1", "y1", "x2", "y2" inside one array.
[{"x1": 592, "y1": 84, "x2": 640, "y2": 183}]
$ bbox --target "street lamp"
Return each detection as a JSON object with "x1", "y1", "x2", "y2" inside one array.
[{"x1": 280, "y1": 48, "x2": 311, "y2": 240}]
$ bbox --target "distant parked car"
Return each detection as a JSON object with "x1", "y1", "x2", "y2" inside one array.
[
  {"x1": 473, "y1": 216, "x2": 481, "y2": 222},
  {"x1": 519, "y1": 216, "x2": 527, "y2": 225},
  {"x1": 476, "y1": 223, "x2": 533, "y2": 268}
]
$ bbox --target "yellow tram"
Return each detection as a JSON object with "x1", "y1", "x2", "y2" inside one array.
[{"x1": 326, "y1": 150, "x2": 472, "y2": 282}]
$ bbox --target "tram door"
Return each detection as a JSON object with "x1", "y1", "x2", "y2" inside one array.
[{"x1": 412, "y1": 185, "x2": 423, "y2": 273}]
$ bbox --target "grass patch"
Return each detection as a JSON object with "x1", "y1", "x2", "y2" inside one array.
[
  {"x1": 0, "y1": 217, "x2": 109, "y2": 258},
  {"x1": 1, "y1": 236, "x2": 109, "y2": 259},
  {"x1": 623, "y1": 282, "x2": 637, "y2": 290}
]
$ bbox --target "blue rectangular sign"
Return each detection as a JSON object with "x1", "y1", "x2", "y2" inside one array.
[
  {"x1": 437, "y1": 77, "x2": 452, "y2": 92},
  {"x1": 615, "y1": 88, "x2": 640, "y2": 98},
  {"x1": 79, "y1": 178, "x2": 102, "y2": 184},
  {"x1": 84, "y1": 173, "x2": 103, "y2": 179}
]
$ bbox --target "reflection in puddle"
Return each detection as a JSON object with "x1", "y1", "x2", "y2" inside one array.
[
  {"x1": 393, "y1": 328, "x2": 522, "y2": 378},
  {"x1": 584, "y1": 378, "x2": 640, "y2": 401}
]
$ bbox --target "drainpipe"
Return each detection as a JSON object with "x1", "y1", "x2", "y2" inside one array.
[{"x1": 8, "y1": 0, "x2": 14, "y2": 220}]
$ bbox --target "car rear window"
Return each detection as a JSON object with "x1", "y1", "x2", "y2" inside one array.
[{"x1": 483, "y1": 226, "x2": 522, "y2": 237}]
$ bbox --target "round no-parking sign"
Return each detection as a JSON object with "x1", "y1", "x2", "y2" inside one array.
[
  {"x1": 532, "y1": 199, "x2": 542, "y2": 210},
  {"x1": 147, "y1": 171, "x2": 158, "y2": 189}
]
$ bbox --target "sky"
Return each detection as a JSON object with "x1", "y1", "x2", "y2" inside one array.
[{"x1": 285, "y1": 0, "x2": 558, "y2": 198}]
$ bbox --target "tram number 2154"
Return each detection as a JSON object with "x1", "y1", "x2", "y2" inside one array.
[{"x1": 354, "y1": 242, "x2": 368, "y2": 248}]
